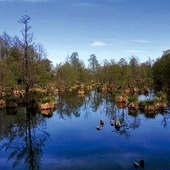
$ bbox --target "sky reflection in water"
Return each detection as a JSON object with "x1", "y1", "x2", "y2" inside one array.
[{"x1": 0, "y1": 90, "x2": 170, "y2": 170}]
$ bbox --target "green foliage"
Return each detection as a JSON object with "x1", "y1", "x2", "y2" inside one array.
[
  {"x1": 0, "y1": 18, "x2": 54, "y2": 94},
  {"x1": 39, "y1": 96, "x2": 56, "y2": 104},
  {"x1": 145, "y1": 100, "x2": 155, "y2": 105},
  {"x1": 35, "y1": 59, "x2": 54, "y2": 86},
  {"x1": 138, "y1": 100, "x2": 147, "y2": 107},
  {"x1": 138, "y1": 98, "x2": 159, "y2": 107},
  {"x1": 0, "y1": 59, "x2": 16, "y2": 90},
  {"x1": 156, "y1": 91, "x2": 167, "y2": 102},
  {"x1": 115, "y1": 89, "x2": 123, "y2": 96},
  {"x1": 88, "y1": 54, "x2": 100, "y2": 73},
  {"x1": 128, "y1": 95, "x2": 138, "y2": 103},
  {"x1": 153, "y1": 53, "x2": 170, "y2": 91},
  {"x1": 5, "y1": 96, "x2": 17, "y2": 104},
  {"x1": 55, "y1": 54, "x2": 86, "y2": 89},
  {"x1": 0, "y1": 16, "x2": 164, "y2": 95}
]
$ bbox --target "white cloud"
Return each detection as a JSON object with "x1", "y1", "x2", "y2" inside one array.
[
  {"x1": 90, "y1": 41, "x2": 107, "y2": 47},
  {"x1": 132, "y1": 39, "x2": 150, "y2": 43},
  {"x1": 127, "y1": 50, "x2": 142, "y2": 53}
]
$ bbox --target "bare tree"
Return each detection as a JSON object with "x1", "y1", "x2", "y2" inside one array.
[{"x1": 19, "y1": 15, "x2": 35, "y2": 103}]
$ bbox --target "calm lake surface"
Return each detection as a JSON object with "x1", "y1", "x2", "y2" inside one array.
[{"x1": 0, "y1": 90, "x2": 170, "y2": 170}]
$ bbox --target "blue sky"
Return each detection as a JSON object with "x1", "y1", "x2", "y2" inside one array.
[{"x1": 0, "y1": 0, "x2": 170, "y2": 66}]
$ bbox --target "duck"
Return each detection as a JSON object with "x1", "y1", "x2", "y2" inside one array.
[
  {"x1": 133, "y1": 159, "x2": 145, "y2": 168},
  {"x1": 110, "y1": 119, "x2": 114, "y2": 126},
  {"x1": 96, "y1": 126, "x2": 101, "y2": 130},
  {"x1": 139, "y1": 159, "x2": 145, "y2": 168},
  {"x1": 115, "y1": 121, "x2": 121, "y2": 130},
  {"x1": 134, "y1": 162, "x2": 140, "y2": 168},
  {"x1": 100, "y1": 119, "x2": 104, "y2": 126}
]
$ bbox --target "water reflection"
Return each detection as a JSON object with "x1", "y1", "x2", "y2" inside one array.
[
  {"x1": 108, "y1": 106, "x2": 141, "y2": 139},
  {"x1": 55, "y1": 90, "x2": 170, "y2": 140},
  {"x1": 0, "y1": 90, "x2": 170, "y2": 169},
  {"x1": 138, "y1": 90, "x2": 155, "y2": 101},
  {"x1": 0, "y1": 107, "x2": 49, "y2": 170},
  {"x1": 55, "y1": 90, "x2": 142, "y2": 139},
  {"x1": 56, "y1": 91, "x2": 86, "y2": 119},
  {"x1": 161, "y1": 109, "x2": 170, "y2": 128}
]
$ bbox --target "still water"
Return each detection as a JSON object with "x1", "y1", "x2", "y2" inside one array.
[{"x1": 0, "y1": 90, "x2": 170, "y2": 170}]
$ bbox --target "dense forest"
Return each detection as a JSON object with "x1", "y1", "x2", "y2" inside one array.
[{"x1": 0, "y1": 15, "x2": 170, "y2": 106}]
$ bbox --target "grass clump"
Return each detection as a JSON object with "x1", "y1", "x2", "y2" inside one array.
[
  {"x1": 128, "y1": 95, "x2": 138, "y2": 103},
  {"x1": 40, "y1": 96, "x2": 56, "y2": 104}
]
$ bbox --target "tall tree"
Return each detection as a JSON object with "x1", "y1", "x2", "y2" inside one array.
[
  {"x1": 68, "y1": 52, "x2": 80, "y2": 69},
  {"x1": 88, "y1": 54, "x2": 99, "y2": 73},
  {"x1": 19, "y1": 15, "x2": 35, "y2": 102},
  {"x1": 117, "y1": 58, "x2": 128, "y2": 86},
  {"x1": 129, "y1": 56, "x2": 139, "y2": 86}
]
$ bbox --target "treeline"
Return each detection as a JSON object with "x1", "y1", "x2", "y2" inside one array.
[
  {"x1": 56, "y1": 53, "x2": 153, "y2": 90},
  {"x1": 0, "y1": 15, "x2": 170, "y2": 95}
]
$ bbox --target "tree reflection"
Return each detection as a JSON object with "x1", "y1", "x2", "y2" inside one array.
[
  {"x1": 55, "y1": 90, "x2": 116, "y2": 120},
  {"x1": 161, "y1": 108, "x2": 170, "y2": 128},
  {"x1": 0, "y1": 107, "x2": 49, "y2": 170},
  {"x1": 89, "y1": 90, "x2": 104, "y2": 112},
  {"x1": 55, "y1": 89, "x2": 170, "y2": 140},
  {"x1": 85, "y1": 90, "x2": 142, "y2": 139},
  {"x1": 56, "y1": 90, "x2": 87, "y2": 119},
  {"x1": 109, "y1": 106, "x2": 141, "y2": 139}
]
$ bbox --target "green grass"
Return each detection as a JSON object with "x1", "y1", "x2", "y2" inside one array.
[
  {"x1": 39, "y1": 96, "x2": 56, "y2": 104},
  {"x1": 128, "y1": 95, "x2": 138, "y2": 103}
]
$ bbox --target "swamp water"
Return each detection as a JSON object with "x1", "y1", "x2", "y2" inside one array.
[{"x1": 0, "y1": 90, "x2": 170, "y2": 170}]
